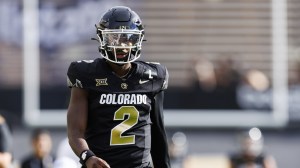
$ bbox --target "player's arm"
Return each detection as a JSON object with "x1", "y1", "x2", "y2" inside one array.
[
  {"x1": 150, "y1": 91, "x2": 171, "y2": 168},
  {"x1": 67, "y1": 87, "x2": 110, "y2": 168},
  {"x1": 67, "y1": 87, "x2": 89, "y2": 157}
]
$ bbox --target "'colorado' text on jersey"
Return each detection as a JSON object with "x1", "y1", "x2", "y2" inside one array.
[{"x1": 67, "y1": 58, "x2": 168, "y2": 168}]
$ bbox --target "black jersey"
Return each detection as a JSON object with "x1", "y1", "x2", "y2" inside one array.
[{"x1": 67, "y1": 58, "x2": 170, "y2": 168}]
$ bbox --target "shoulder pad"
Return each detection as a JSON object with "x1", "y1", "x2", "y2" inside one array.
[
  {"x1": 141, "y1": 62, "x2": 169, "y2": 91},
  {"x1": 67, "y1": 60, "x2": 96, "y2": 89}
]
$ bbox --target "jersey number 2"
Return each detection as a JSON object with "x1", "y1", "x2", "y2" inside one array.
[{"x1": 110, "y1": 106, "x2": 139, "y2": 146}]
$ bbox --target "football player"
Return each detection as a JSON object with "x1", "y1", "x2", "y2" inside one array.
[{"x1": 67, "y1": 6, "x2": 171, "y2": 168}]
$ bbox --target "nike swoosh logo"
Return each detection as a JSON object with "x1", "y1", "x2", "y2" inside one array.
[{"x1": 139, "y1": 79, "x2": 150, "y2": 84}]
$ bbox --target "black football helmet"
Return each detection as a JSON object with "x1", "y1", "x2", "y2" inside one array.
[{"x1": 95, "y1": 6, "x2": 145, "y2": 64}]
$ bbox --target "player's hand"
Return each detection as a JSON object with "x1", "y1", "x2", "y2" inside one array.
[{"x1": 86, "y1": 156, "x2": 111, "y2": 168}]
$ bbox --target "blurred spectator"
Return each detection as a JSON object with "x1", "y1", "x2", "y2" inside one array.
[
  {"x1": 229, "y1": 127, "x2": 277, "y2": 168},
  {"x1": 194, "y1": 58, "x2": 217, "y2": 92},
  {"x1": 0, "y1": 115, "x2": 13, "y2": 168},
  {"x1": 53, "y1": 138, "x2": 78, "y2": 168},
  {"x1": 214, "y1": 58, "x2": 240, "y2": 91},
  {"x1": 169, "y1": 132, "x2": 188, "y2": 168},
  {"x1": 191, "y1": 57, "x2": 240, "y2": 109},
  {"x1": 236, "y1": 69, "x2": 271, "y2": 110},
  {"x1": 21, "y1": 129, "x2": 54, "y2": 168},
  {"x1": 289, "y1": 61, "x2": 300, "y2": 117},
  {"x1": 244, "y1": 70, "x2": 270, "y2": 92}
]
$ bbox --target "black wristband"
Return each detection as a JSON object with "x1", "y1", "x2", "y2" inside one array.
[{"x1": 79, "y1": 150, "x2": 96, "y2": 166}]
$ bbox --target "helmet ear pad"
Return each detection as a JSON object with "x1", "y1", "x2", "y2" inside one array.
[
  {"x1": 96, "y1": 26, "x2": 103, "y2": 41},
  {"x1": 96, "y1": 27, "x2": 107, "y2": 57}
]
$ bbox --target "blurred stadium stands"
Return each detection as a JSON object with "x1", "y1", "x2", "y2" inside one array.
[{"x1": 0, "y1": 0, "x2": 300, "y2": 167}]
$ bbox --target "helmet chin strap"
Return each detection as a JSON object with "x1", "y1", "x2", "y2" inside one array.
[{"x1": 91, "y1": 37, "x2": 99, "y2": 42}]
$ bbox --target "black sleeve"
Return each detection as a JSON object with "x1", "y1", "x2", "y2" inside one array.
[{"x1": 150, "y1": 91, "x2": 171, "y2": 168}]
